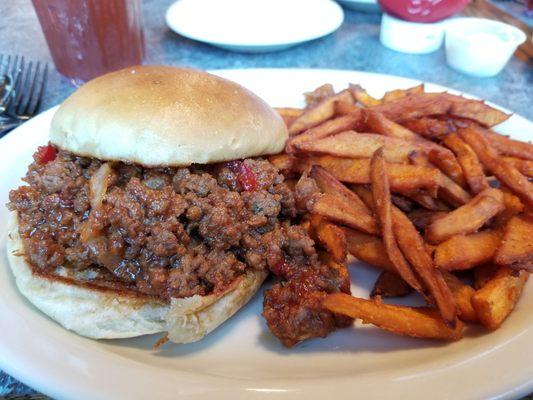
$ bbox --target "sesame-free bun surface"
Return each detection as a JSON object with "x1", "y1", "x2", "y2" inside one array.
[
  {"x1": 7, "y1": 212, "x2": 267, "y2": 343},
  {"x1": 50, "y1": 66, "x2": 288, "y2": 166}
]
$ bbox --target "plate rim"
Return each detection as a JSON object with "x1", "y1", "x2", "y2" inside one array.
[{"x1": 0, "y1": 68, "x2": 532, "y2": 400}]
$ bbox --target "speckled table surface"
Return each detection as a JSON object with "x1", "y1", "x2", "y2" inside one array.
[{"x1": 1, "y1": 0, "x2": 532, "y2": 398}]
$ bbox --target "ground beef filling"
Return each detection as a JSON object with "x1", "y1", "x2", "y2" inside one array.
[
  {"x1": 9, "y1": 149, "x2": 298, "y2": 299},
  {"x1": 8, "y1": 146, "x2": 350, "y2": 346}
]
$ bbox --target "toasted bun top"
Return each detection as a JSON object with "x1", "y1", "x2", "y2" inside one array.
[{"x1": 50, "y1": 66, "x2": 288, "y2": 166}]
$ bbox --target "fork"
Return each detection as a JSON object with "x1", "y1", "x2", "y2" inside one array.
[{"x1": 7, "y1": 58, "x2": 48, "y2": 121}]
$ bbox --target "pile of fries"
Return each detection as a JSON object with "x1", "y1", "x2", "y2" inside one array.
[{"x1": 273, "y1": 83, "x2": 532, "y2": 341}]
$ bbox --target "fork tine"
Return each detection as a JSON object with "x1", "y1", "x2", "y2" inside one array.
[
  {"x1": 13, "y1": 60, "x2": 31, "y2": 115},
  {"x1": 26, "y1": 62, "x2": 47, "y2": 117},
  {"x1": 9, "y1": 57, "x2": 25, "y2": 114},
  {"x1": 10, "y1": 56, "x2": 22, "y2": 87},
  {"x1": 4, "y1": 55, "x2": 9, "y2": 75},
  {"x1": 1, "y1": 54, "x2": 12, "y2": 77},
  {"x1": 8, "y1": 56, "x2": 19, "y2": 94},
  {"x1": 19, "y1": 61, "x2": 38, "y2": 116},
  {"x1": 16, "y1": 61, "x2": 34, "y2": 115},
  {"x1": 8, "y1": 55, "x2": 19, "y2": 78}
]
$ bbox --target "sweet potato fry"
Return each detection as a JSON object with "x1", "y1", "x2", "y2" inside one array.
[
  {"x1": 348, "y1": 83, "x2": 381, "y2": 107},
  {"x1": 502, "y1": 157, "x2": 533, "y2": 178},
  {"x1": 351, "y1": 184, "x2": 374, "y2": 208},
  {"x1": 434, "y1": 229, "x2": 503, "y2": 270},
  {"x1": 268, "y1": 153, "x2": 295, "y2": 173},
  {"x1": 304, "y1": 83, "x2": 334, "y2": 107},
  {"x1": 458, "y1": 126, "x2": 533, "y2": 208},
  {"x1": 448, "y1": 96, "x2": 509, "y2": 127},
  {"x1": 441, "y1": 272, "x2": 477, "y2": 322},
  {"x1": 392, "y1": 206, "x2": 457, "y2": 325},
  {"x1": 493, "y1": 190, "x2": 524, "y2": 228},
  {"x1": 275, "y1": 107, "x2": 303, "y2": 126},
  {"x1": 344, "y1": 227, "x2": 395, "y2": 272},
  {"x1": 363, "y1": 109, "x2": 419, "y2": 141},
  {"x1": 428, "y1": 147, "x2": 466, "y2": 188},
  {"x1": 335, "y1": 100, "x2": 363, "y2": 116},
  {"x1": 371, "y1": 148, "x2": 423, "y2": 292},
  {"x1": 323, "y1": 293, "x2": 464, "y2": 341},
  {"x1": 310, "y1": 166, "x2": 378, "y2": 235},
  {"x1": 371, "y1": 93, "x2": 446, "y2": 121},
  {"x1": 409, "y1": 147, "x2": 470, "y2": 200},
  {"x1": 301, "y1": 155, "x2": 441, "y2": 195},
  {"x1": 310, "y1": 165, "x2": 373, "y2": 216},
  {"x1": 437, "y1": 171, "x2": 472, "y2": 207},
  {"x1": 471, "y1": 266, "x2": 529, "y2": 329},
  {"x1": 358, "y1": 182, "x2": 450, "y2": 218},
  {"x1": 310, "y1": 215, "x2": 347, "y2": 263},
  {"x1": 382, "y1": 84, "x2": 424, "y2": 103},
  {"x1": 286, "y1": 113, "x2": 364, "y2": 152},
  {"x1": 289, "y1": 90, "x2": 354, "y2": 135},
  {"x1": 426, "y1": 188, "x2": 505, "y2": 244},
  {"x1": 400, "y1": 117, "x2": 456, "y2": 140},
  {"x1": 408, "y1": 209, "x2": 448, "y2": 231},
  {"x1": 371, "y1": 271, "x2": 412, "y2": 298},
  {"x1": 371, "y1": 92, "x2": 509, "y2": 127},
  {"x1": 310, "y1": 193, "x2": 378, "y2": 235},
  {"x1": 294, "y1": 132, "x2": 423, "y2": 163},
  {"x1": 442, "y1": 133, "x2": 488, "y2": 194},
  {"x1": 482, "y1": 130, "x2": 533, "y2": 161},
  {"x1": 301, "y1": 132, "x2": 459, "y2": 184},
  {"x1": 494, "y1": 215, "x2": 533, "y2": 271}
]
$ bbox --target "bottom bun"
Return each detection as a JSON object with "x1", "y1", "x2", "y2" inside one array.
[{"x1": 6, "y1": 212, "x2": 267, "y2": 343}]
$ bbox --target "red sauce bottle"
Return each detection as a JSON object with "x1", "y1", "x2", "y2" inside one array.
[
  {"x1": 378, "y1": 0, "x2": 470, "y2": 23},
  {"x1": 32, "y1": 0, "x2": 145, "y2": 83}
]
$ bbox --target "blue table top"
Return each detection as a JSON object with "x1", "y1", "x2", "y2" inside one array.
[{"x1": 1, "y1": 0, "x2": 532, "y2": 397}]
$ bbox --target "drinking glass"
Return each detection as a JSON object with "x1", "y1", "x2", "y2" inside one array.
[{"x1": 32, "y1": 0, "x2": 145, "y2": 84}]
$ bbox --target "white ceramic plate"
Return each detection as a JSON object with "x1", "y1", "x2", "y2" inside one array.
[
  {"x1": 165, "y1": 0, "x2": 344, "y2": 53},
  {"x1": 336, "y1": 0, "x2": 381, "y2": 13},
  {"x1": 0, "y1": 69, "x2": 532, "y2": 400}
]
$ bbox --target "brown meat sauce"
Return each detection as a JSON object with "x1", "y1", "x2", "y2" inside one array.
[{"x1": 8, "y1": 147, "x2": 351, "y2": 346}]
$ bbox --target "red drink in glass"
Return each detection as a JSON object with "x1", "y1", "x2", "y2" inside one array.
[{"x1": 32, "y1": 0, "x2": 145, "y2": 84}]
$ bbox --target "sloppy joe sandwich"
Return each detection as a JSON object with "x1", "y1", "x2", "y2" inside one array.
[{"x1": 7, "y1": 66, "x2": 351, "y2": 346}]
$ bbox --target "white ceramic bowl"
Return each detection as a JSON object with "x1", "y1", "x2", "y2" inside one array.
[
  {"x1": 380, "y1": 13, "x2": 445, "y2": 54},
  {"x1": 445, "y1": 17, "x2": 526, "y2": 77}
]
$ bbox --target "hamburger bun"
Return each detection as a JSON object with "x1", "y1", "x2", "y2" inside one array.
[
  {"x1": 50, "y1": 66, "x2": 288, "y2": 166},
  {"x1": 7, "y1": 212, "x2": 267, "y2": 342}
]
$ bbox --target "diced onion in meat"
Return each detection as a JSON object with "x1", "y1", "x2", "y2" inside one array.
[{"x1": 89, "y1": 163, "x2": 112, "y2": 210}]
